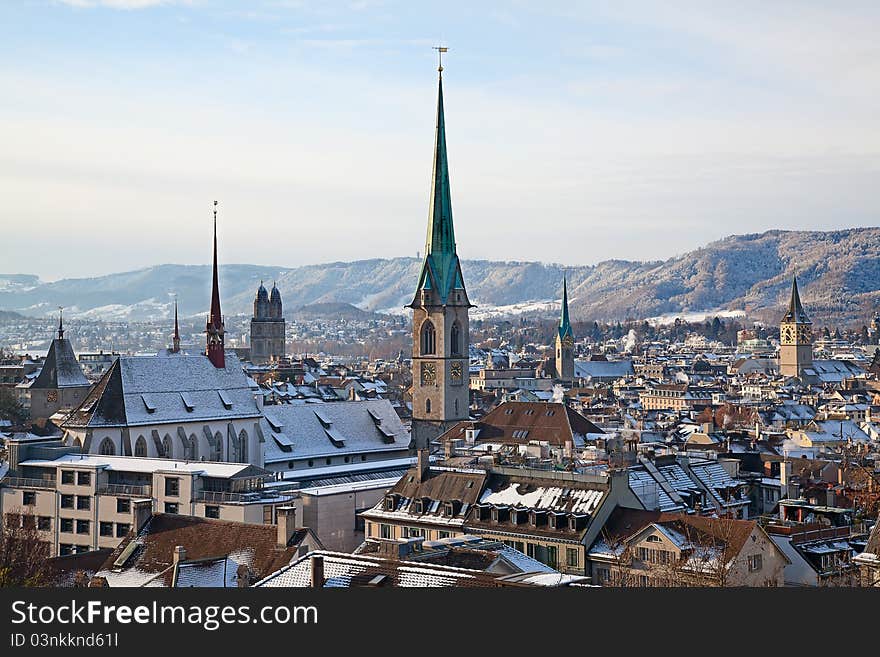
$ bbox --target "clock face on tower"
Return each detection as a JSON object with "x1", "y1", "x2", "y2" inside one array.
[
  {"x1": 450, "y1": 361, "x2": 463, "y2": 384},
  {"x1": 420, "y1": 362, "x2": 436, "y2": 386},
  {"x1": 562, "y1": 335, "x2": 574, "y2": 348},
  {"x1": 781, "y1": 325, "x2": 794, "y2": 344},
  {"x1": 797, "y1": 325, "x2": 811, "y2": 343}
]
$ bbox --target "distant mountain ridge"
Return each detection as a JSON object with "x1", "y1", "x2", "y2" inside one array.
[{"x1": 2, "y1": 228, "x2": 878, "y2": 325}]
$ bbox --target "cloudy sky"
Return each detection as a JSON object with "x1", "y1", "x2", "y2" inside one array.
[{"x1": 2, "y1": 1, "x2": 879, "y2": 280}]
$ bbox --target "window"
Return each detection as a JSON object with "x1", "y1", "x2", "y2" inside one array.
[
  {"x1": 164, "y1": 503, "x2": 179, "y2": 514},
  {"x1": 99, "y1": 438, "x2": 115, "y2": 455},
  {"x1": 362, "y1": 454, "x2": 367, "y2": 462},
  {"x1": 134, "y1": 436, "x2": 147, "y2": 457},
  {"x1": 450, "y1": 322, "x2": 462, "y2": 356},
  {"x1": 263, "y1": 505, "x2": 274, "y2": 525},
  {"x1": 308, "y1": 460, "x2": 314, "y2": 467},
  {"x1": 205, "y1": 506, "x2": 220, "y2": 519},
  {"x1": 325, "y1": 458, "x2": 331, "y2": 465},
  {"x1": 60, "y1": 518, "x2": 74, "y2": 533},
  {"x1": 748, "y1": 554, "x2": 763, "y2": 572},
  {"x1": 22, "y1": 491, "x2": 36, "y2": 506},
  {"x1": 438, "y1": 531, "x2": 451, "y2": 539},
  {"x1": 421, "y1": 320, "x2": 436, "y2": 355},
  {"x1": 76, "y1": 496, "x2": 90, "y2": 511},
  {"x1": 116, "y1": 523, "x2": 130, "y2": 537},
  {"x1": 425, "y1": 398, "x2": 431, "y2": 414},
  {"x1": 59, "y1": 544, "x2": 74, "y2": 556},
  {"x1": 380, "y1": 524, "x2": 393, "y2": 539},
  {"x1": 116, "y1": 498, "x2": 131, "y2": 514},
  {"x1": 61, "y1": 494, "x2": 74, "y2": 509},
  {"x1": 75, "y1": 545, "x2": 90, "y2": 554},
  {"x1": 344, "y1": 456, "x2": 350, "y2": 463},
  {"x1": 566, "y1": 548, "x2": 579, "y2": 568},
  {"x1": 37, "y1": 517, "x2": 51, "y2": 531},
  {"x1": 76, "y1": 520, "x2": 90, "y2": 534},
  {"x1": 77, "y1": 472, "x2": 91, "y2": 486},
  {"x1": 61, "y1": 470, "x2": 75, "y2": 485},
  {"x1": 646, "y1": 535, "x2": 662, "y2": 543},
  {"x1": 99, "y1": 522, "x2": 114, "y2": 537},
  {"x1": 164, "y1": 478, "x2": 180, "y2": 497}
]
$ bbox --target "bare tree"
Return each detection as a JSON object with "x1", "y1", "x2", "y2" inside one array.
[{"x1": 0, "y1": 508, "x2": 51, "y2": 587}]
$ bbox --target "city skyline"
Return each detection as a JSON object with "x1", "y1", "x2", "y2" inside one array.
[{"x1": 3, "y1": 1, "x2": 880, "y2": 279}]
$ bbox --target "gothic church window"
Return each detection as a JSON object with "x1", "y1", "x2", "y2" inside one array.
[{"x1": 421, "y1": 320, "x2": 436, "y2": 355}]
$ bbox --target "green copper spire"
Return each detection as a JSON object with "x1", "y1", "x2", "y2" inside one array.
[
  {"x1": 558, "y1": 274, "x2": 573, "y2": 340},
  {"x1": 411, "y1": 61, "x2": 468, "y2": 307},
  {"x1": 424, "y1": 74, "x2": 456, "y2": 258}
]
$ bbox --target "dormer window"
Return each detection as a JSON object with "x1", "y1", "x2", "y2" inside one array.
[
  {"x1": 444, "y1": 502, "x2": 455, "y2": 516},
  {"x1": 384, "y1": 495, "x2": 397, "y2": 511}
]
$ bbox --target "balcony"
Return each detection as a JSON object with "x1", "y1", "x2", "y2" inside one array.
[
  {"x1": 98, "y1": 484, "x2": 153, "y2": 498},
  {"x1": 195, "y1": 489, "x2": 295, "y2": 505},
  {"x1": 2, "y1": 477, "x2": 56, "y2": 490}
]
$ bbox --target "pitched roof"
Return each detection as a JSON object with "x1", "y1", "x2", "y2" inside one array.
[
  {"x1": 440, "y1": 401, "x2": 603, "y2": 447},
  {"x1": 61, "y1": 352, "x2": 260, "y2": 428},
  {"x1": 31, "y1": 337, "x2": 89, "y2": 389},
  {"x1": 253, "y1": 550, "x2": 529, "y2": 588},
  {"x1": 593, "y1": 507, "x2": 757, "y2": 564},
  {"x1": 261, "y1": 399, "x2": 409, "y2": 463},
  {"x1": 96, "y1": 513, "x2": 308, "y2": 587}
]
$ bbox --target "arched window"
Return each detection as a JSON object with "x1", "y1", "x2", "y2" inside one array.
[
  {"x1": 450, "y1": 321, "x2": 462, "y2": 356},
  {"x1": 421, "y1": 320, "x2": 436, "y2": 355},
  {"x1": 212, "y1": 432, "x2": 223, "y2": 461},
  {"x1": 134, "y1": 436, "x2": 147, "y2": 457},
  {"x1": 425, "y1": 398, "x2": 431, "y2": 414},
  {"x1": 236, "y1": 429, "x2": 249, "y2": 463},
  {"x1": 454, "y1": 398, "x2": 459, "y2": 415},
  {"x1": 99, "y1": 438, "x2": 115, "y2": 456},
  {"x1": 163, "y1": 434, "x2": 173, "y2": 460},
  {"x1": 187, "y1": 434, "x2": 198, "y2": 461}
]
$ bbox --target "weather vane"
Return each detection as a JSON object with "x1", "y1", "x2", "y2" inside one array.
[
  {"x1": 433, "y1": 45, "x2": 448, "y2": 75},
  {"x1": 213, "y1": 199, "x2": 218, "y2": 221}
]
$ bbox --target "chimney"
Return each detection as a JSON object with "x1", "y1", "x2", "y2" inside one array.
[
  {"x1": 780, "y1": 460, "x2": 792, "y2": 499},
  {"x1": 276, "y1": 505, "x2": 297, "y2": 547},
  {"x1": 416, "y1": 448, "x2": 429, "y2": 483},
  {"x1": 444, "y1": 439, "x2": 454, "y2": 460},
  {"x1": 310, "y1": 554, "x2": 324, "y2": 588},
  {"x1": 173, "y1": 545, "x2": 187, "y2": 565}
]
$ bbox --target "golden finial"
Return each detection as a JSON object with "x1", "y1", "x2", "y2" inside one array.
[{"x1": 433, "y1": 45, "x2": 448, "y2": 76}]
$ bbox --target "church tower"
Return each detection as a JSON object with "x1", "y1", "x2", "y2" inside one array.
[
  {"x1": 250, "y1": 281, "x2": 286, "y2": 364},
  {"x1": 408, "y1": 55, "x2": 471, "y2": 449},
  {"x1": 778, "y1": 275, "x2": 812, "y2": 378},
  {"x1": 205, "y1": 201, "x2": 226, "y2": 369},
  {"x1": 555, "y1": 275, "x2": 575, "y2": 382}
]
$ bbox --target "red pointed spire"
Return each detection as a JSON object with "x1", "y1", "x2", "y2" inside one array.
[
  {"x1": 206, "y1": 201, "x2": 225, "y2": 368},
  {"x1": 172, "y1": 298, "x2": 180, "y2": 353}
]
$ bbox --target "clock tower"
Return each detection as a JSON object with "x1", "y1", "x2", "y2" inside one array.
[
  {"x1": 555, "y1": 275, "x2": 575, "y2": 383},
  {"x1": 778, "y1": 275, "x2": 812, "y2": 378},
  {"x1": 408, "y1": 58, "x2": 471, "y2": 450}
]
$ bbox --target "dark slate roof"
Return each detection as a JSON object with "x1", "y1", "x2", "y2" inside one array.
[
  {"x1": 31, "y1": 338, "x2": 89, "y2": 389},
  {"x1": 782, "y1": 276, "x2": 811, "y2": 324},
  {"x1": 62, "y1": 352, "x2": 260, "y2": 428},
  {"x1": 261, "y1": 399, "x2": 410, "y2": 464}
]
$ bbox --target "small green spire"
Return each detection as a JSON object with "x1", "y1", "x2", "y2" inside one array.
[{"x1": 558, "y1": 274, "x2": 573, "y2": 340}]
